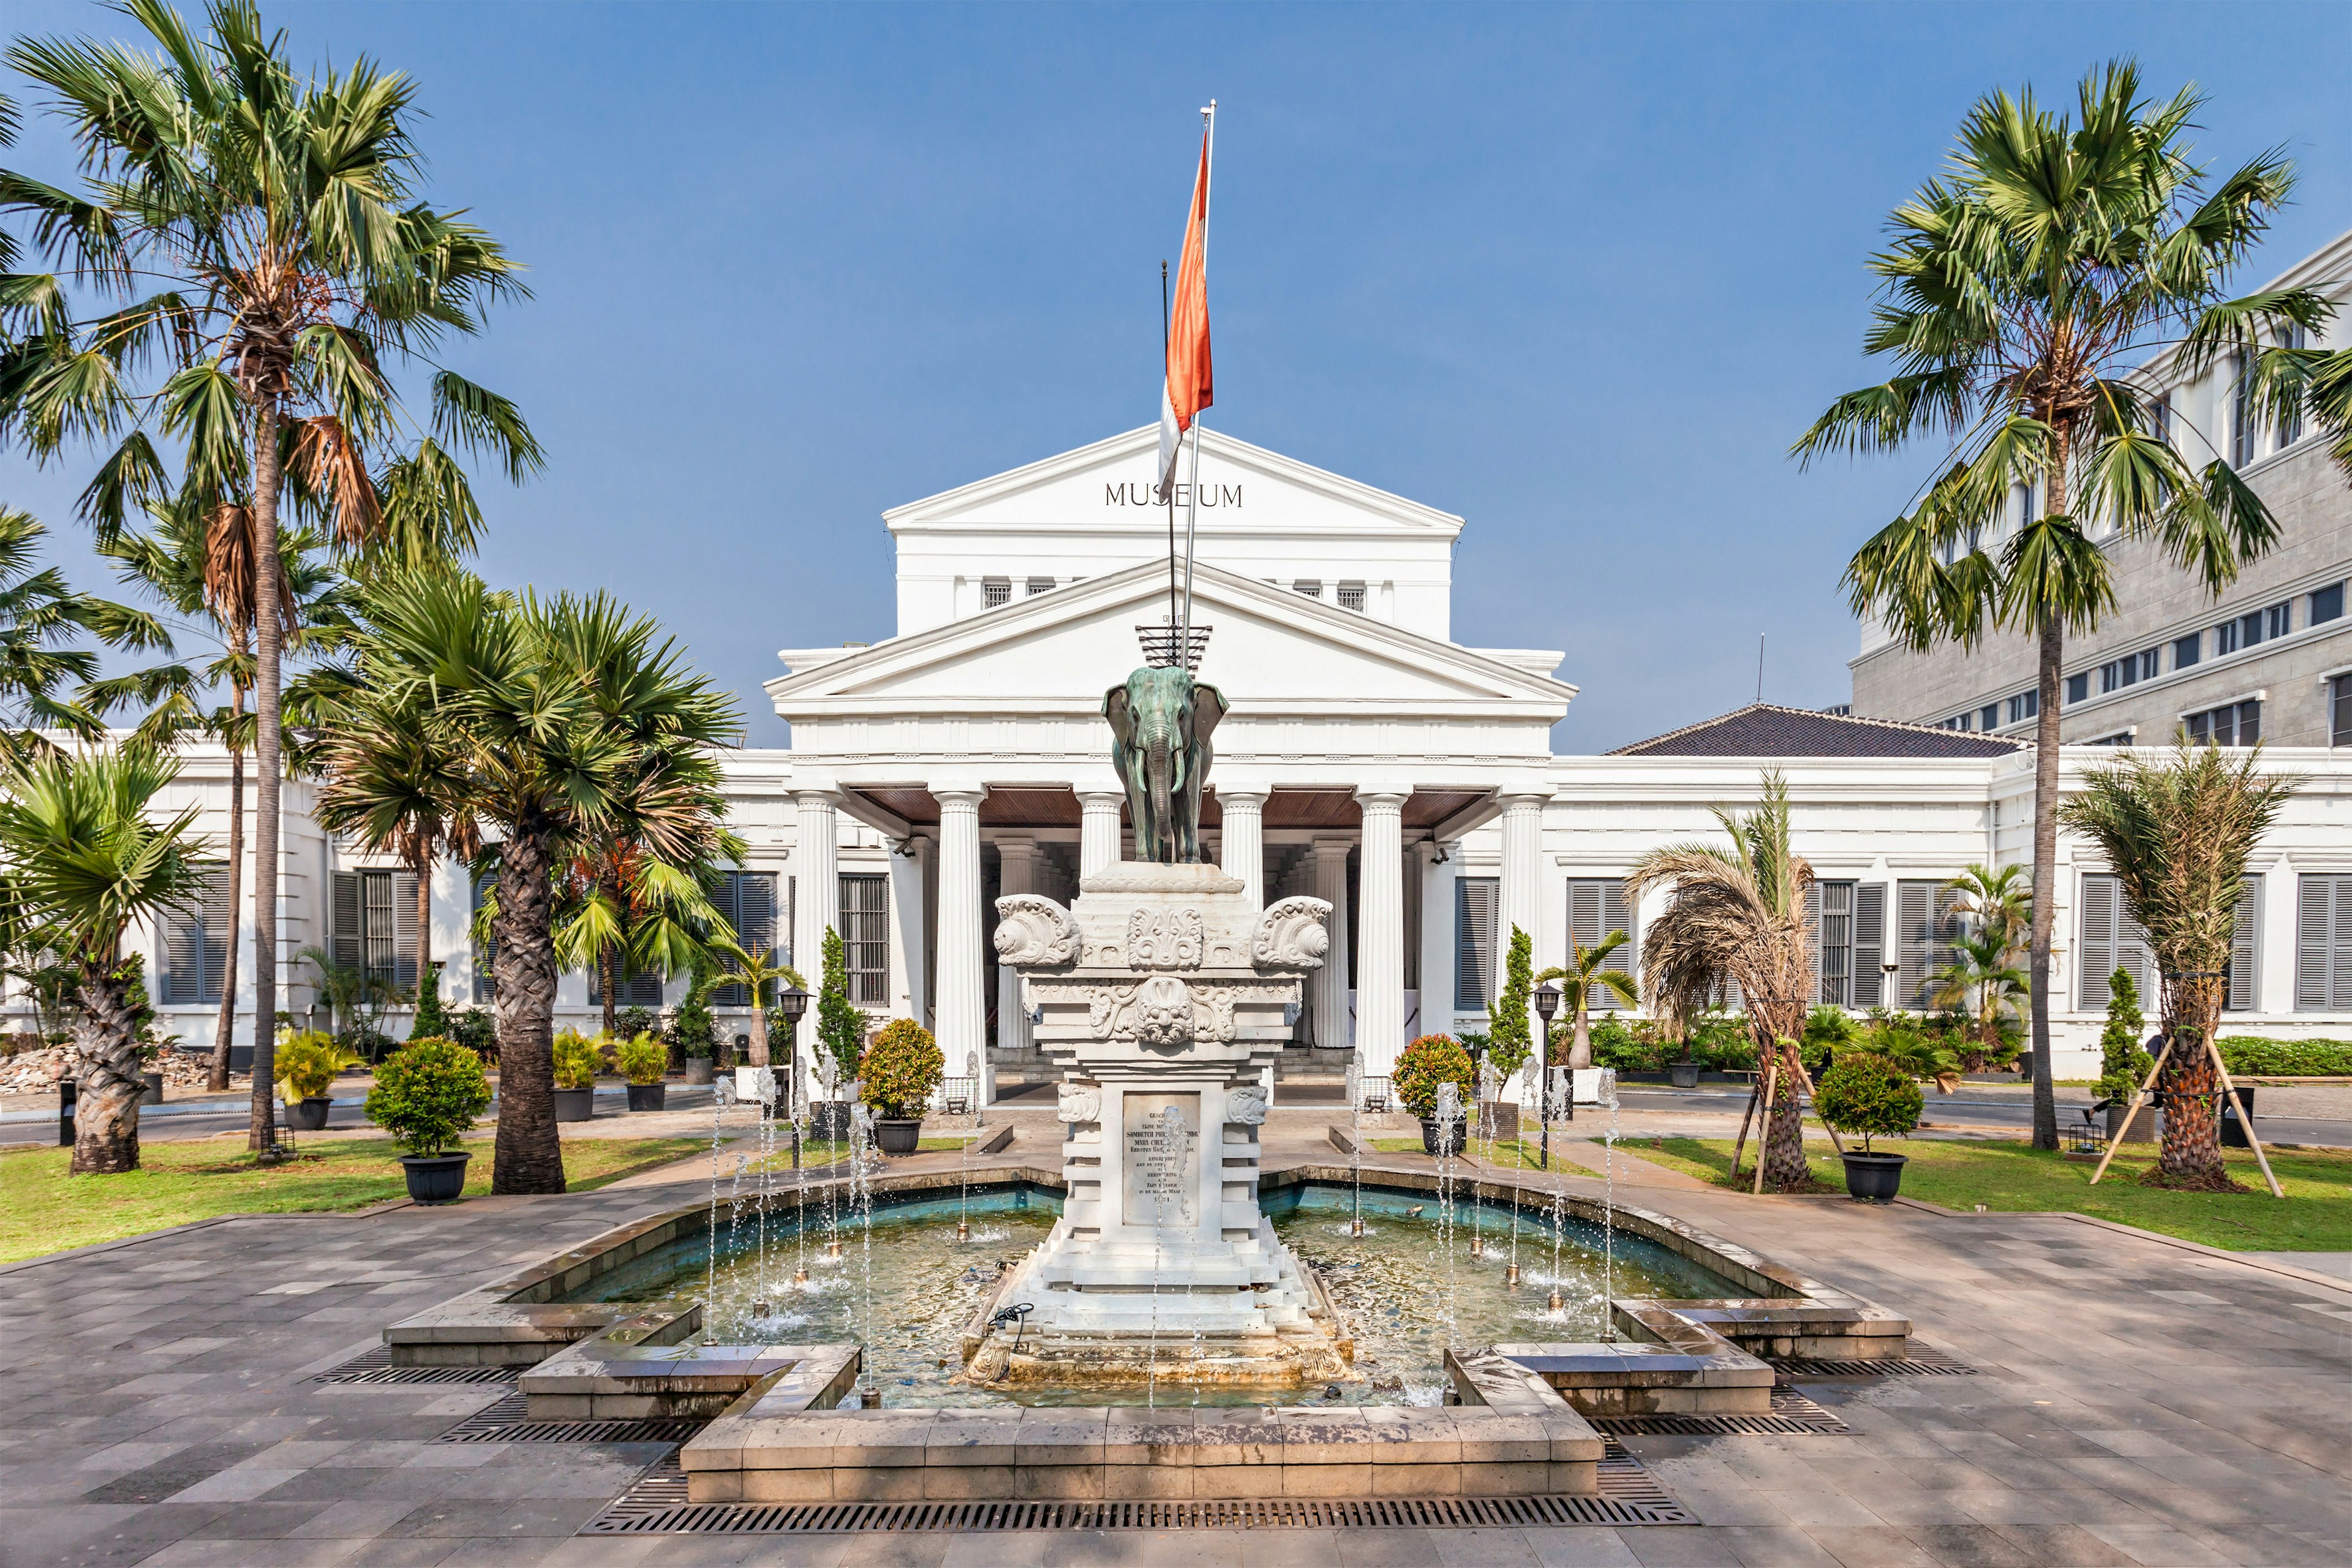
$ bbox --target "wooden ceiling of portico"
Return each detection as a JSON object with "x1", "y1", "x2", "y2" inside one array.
[{"x1": 844, "y1": 785, "x2": 1491, "y2": 834}]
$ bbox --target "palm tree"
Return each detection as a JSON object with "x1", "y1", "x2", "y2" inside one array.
[
  {"x1": 0, "y1": 507, "x2": 161, "y2": 766},
  {"x1": 1946, "y1": 863, "x2": 2030, "y2": 954},
  {"x1": 1933, "y1": 928, "x2": 2029, "y2": 1069},
  {"x1": 2057, "y1": 743, "x2": 2296, "y2": 1188},
  {"x1": 1626, "y1": 771, "x2": 1815, "y2": 1190},
  {"x1": 1796, "y1": 64, "x2": 2326, "y2": 1150},
  {"x1": 708, "y1": 938, "x2": 807, "y2": 1068},
  {"x1": 553, "y1": 840, "x2": 735, "y2": 1040},
  {"x1": 2, "y1": 0, "x2": 540, "y2": 1151},
  {"x1": 314, "y1": 571, "x2": 738, "y2": 1193},
  {"x1": 1536, "y1": 930, "x2": 1640, "y2": 1074},
  {"x1": 0, "y1": 748, "x2": 205, "y2": 1172}
]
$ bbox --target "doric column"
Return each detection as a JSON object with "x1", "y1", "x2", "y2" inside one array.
[
  {"x1": 1354, "y1": 791, "x2": 1408, "y2": 1080},
  {"x1": 933, "y1": 788, "x2": 989, "y2": 1102},
  {"x1": 1310, "y1": 835, "x2": 1353, "y2": 1053},
  {"x1": 1077, "y1": 788, "x2": 1126, "y2": 881},
  {"x1": 993, "y1": 837, "x2": 1038, "y2": 1068},
  {"x1": 791, "y1": 791, "x2": 839, "y2": 1101},
  {"x1": 1498, "y1": 790, "x2": 1548, "y2": 1085},
  {"x1": 1217, "y1": 787, "x2": 1267, "y2": 907}
]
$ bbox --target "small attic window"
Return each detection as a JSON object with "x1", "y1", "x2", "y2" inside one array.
[
  {"x1": 1337, "y1": 581, "x2": 1366, "y2": 612},
  {"x1": 1292, "y1": 579, "x2": 1322, "y2": 599},
  {"x1": 981, "y1": 576, "x2": 1011, "y2": 609},
  {"x1": 1027, "y1": 576, "x2": 1054, "y2": 597}
]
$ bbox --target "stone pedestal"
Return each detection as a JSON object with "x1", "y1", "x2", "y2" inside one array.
[{"x1": 971, "y1": 863, "x2": 1349, "y2": 1387}]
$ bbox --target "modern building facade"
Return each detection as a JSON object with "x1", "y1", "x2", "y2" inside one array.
[
  {"x1": 107, "y1": 424, "x2": 2352, "y2": 1092},
  {"x1": 1850, "y1": 227, "x2": 2352, "y2": 750}
]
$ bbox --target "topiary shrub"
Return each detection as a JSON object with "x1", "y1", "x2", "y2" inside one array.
[
  {"x1": 858, "y1": 1017, "x2": 944, "y2": 1119},
  {"x1": 1486, "y1": 927, "x2": 1534, "y2": 1082},
  {"x1": 365, "y1": 1039, "x2": 491, "y2": 1156},
  {"x1": 410, "y1": 964, "x2": 450, "y2": 1041},
  {"x1": 816, "y1": 927, "x2": 869, "y2": 1090},
  {"x1": 1814, "y1": 1051, "x2": 1924, "y2": 1155},
  {"x1": 551, "y1": 1029, "x2": 605, "y2": 1090},
  {"x1": 1394, "y1": 1033, "x2": 1475, "y2": 1121},
  {"x1": 2097, "y1": 968, "x2": 2152, "y2": 1104},
  {"x1": 614, "y1": 1032, "x2": 667, "y2": 1085},
  {"x1": 274, "y1": 1029, "x2": 360, "y2": 1101}
]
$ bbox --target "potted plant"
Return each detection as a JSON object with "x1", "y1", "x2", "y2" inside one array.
[
  {"x1": 1815, "y1": 1050, "x2": 1925, "y2": 1201},
  {"x1": 858, "y1": 1017, "x2": 943, "y2": 1155},
  {"x1": 1669, "y1": 1038, "x2": 1701, "y2": 1090},
  {"x1": 813, "y1": 929, "x2": 867, "y2": 1137},
  {"x1": 551, "y1": 1029, "x2": 603, "y2": 1121},
  {"x1": 616, "y1": 1031, "x2": 668, "y2": 1111},
  {"x1": 1395, "y1": 1034, "x2": 1475, "y2": 1155},
  {"x1": 666, "y1": 980, "x2": 717, "y2": 1084},
  {"x1": 274, "y1": 1028, "x2": 360, "y2": 1129},
  {"x1": 365, "y1": 1038, "x2": 492, "y2": 1202}
]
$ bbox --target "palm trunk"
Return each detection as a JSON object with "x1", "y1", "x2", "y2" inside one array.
[
  {"x1": 1761, "y1": 1031, "x2": 1810, "y2": 1189},
  {"x1": 2157, "y1": 978, "x2": 2230, "y2": 1186},
  {"x1": 415, "y1": 835, "x2": 434, "y2": 1000},
  {"x1": 748, "y1": 968, "x2": 769, "y2": 1068},
  {"x1": 492, "y1": 820, "x2": 566, "y2": 1193},
  {"x1": 1569, "y1": 1006, "x2": 1591, "y2": 1071},
  {"x1": 72, "y1": 964, "x2": 143, "y2": 1174},
  {"x1": 208, "y1": 693, "x2": 246, "y2": 1092},
  {"x1": 2026, "y1": 626, "x2": 2063, "y2": 1148},
  {"x1": 249, "y1": 408, "x2": 284, "y2": 1153},
  {"x1": 598, "y1": 941, "x2": 619, "y2": 1038}
]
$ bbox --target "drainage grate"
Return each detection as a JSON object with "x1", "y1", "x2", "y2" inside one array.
[
  {"x1": 437, "y1": 1391, "x2": 706, "y2": 1445},
  {"x1": 581, "y1": 1439, "x2": 1693, "y2": 1533},
  {"x1": 313, "y1": 1347, "x2": 514, "y2": 1386},
  {"x1": 1772, "y1": 1346, "x2": 1977, "y2": 1379},
  {"x1": 1587, "y1": 1387, "x2": 1851, "y2": 1437}
]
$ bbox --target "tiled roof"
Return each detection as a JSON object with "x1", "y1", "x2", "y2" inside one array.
[{"x1": 1609, "y1": 703, "x2": 2026, "y2": 759}]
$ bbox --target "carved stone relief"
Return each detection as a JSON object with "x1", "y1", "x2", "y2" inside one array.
[
  {"x1": 993, "y1": 894, "x2": 1082, "y2": 966},
  {"x1": 1251, "y1": 896, "x2": 1332, "y2": 970},
  {"x1": 1131, "y1": 976, "x2": 1197, "y2": 1047},
  {"x1": 1125, "y1": 907, "x2": 1205, "y2": 970},
  {"x1": 1225, "y1": 1083, "x2": 1268, "y2": 1125},
  {"x1": 1056, "y1": 1082, "x2": 1101, "y2": 1123}
]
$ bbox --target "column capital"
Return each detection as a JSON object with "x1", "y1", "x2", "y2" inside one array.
[
  {"x1": 1353, "y1": 787, "x2": 1411, "y2": 810},
  {"x1": 1496, "y1": 789, "x2": 1552, "y2": 810},
  {"x1": 1074, "y1": 786, "x2": 1127, "y2": 807},
  {"x1": 793, "y1": 788, "x2": 843, "y2": 810},
  {"x1": 932, "y1": 785, "x2": 987, "y2": 809},
  {"x1": 1212, "y1": 785, "x2": 1270, "y2": 808},
  {"x1": 994, "y1": 835, "x2": 1039, "y2": 861}
]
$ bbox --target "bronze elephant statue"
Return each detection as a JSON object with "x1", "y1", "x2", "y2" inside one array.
[{"x1": 1103, "y1": 665, "x2": 1226, "y2": 864}]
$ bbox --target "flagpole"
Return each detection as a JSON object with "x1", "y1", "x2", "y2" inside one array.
[
  {"x1": 1163, "y1": 258, "x2": 1178, "y2": 639},
  {"x1": 1178, "y1": 99, "x2": 1215, "y2": 668}
]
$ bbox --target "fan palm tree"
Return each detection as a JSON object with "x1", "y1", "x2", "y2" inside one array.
[
  {"x1": 1626, "y1": 771, "x2": 1816, "y2": 1190},
  {"x1": 2057, "y1": 743, "x2": 2296, "y2": 1187},
  {"x1": 314, "y1": 571, "x2": 738, "y2": 1193},
  {"x1": 552, "y1": 839, "x2": 739, "y2": 1041},
  {"x1": 2, "y1": 0, "x2": 540, "y2": 1150},
  {"x1": 1796, "y1": 63, "x2": 2328, "y2": 1150},
  {"x1": 0, "y1": 506, "x2": 161, "y2": 766},
  {"x1": 1536, "y1": 930, "x2": 1640, "y2": 1074},
  {"x1": 707, "y1": 938, "x2": 807, "y2": 1069},
  {"x1": 1933, "y1": 928, "x2": 2029, "y2": 1068},
  {"x1": 1946, "y1": 863, "x2": 2031, "y2": 954},
  {"x1": 0, "y1": 748, "x2": 205, "y2": 1172}
]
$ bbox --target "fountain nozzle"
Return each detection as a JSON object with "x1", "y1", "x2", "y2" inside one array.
[
  {"x1": 1348, "y1": 1217, "x2": 1365, "y2": 1237},
  {"x1": 825, "y1": 1239, "x2": 842, "y2": 1259},
  {"x1": 752, "y1": 1298, "x2": 771, "y2": 1317},
  {"x1": 1469, "y1": 1235, "x2": 1485, "y2": 1259},
  {"x1": 1505, "y1": 1262, "x2": 1521, "y2": 1287},
  {"x1": 1547, "y1": 1289, "x2": 1564, "y2": 1311},
  {"x1": 956, "y1": 1219, "x2": 970, "y2": 1242},
  {"x1": 793, "y1": 1267, "x2": 809, "y2": 1285}
]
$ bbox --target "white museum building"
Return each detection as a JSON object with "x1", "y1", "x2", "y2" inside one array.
[{"x1": 129, "y1": 427, "x2": 2352, "y2": 1091}]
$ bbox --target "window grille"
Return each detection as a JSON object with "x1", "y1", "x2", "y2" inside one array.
[
  {"x1": 472, "y1": 873, "x2": 497, "y2": 1001},
  {"x1": 1292, "y1": 579, "x2": 1322, "y2": 599},
  {"x1": 1337, "y1": 581, "x2": 1366, "y2": 612},
  {"x1": 1026, "y1": 577, "x2": 1054, "y2": 597},
  {"x1": 840, "y1": 872, "x2": 889, "y2": 1005},
  {"x1": 981, "y1": 577, "x2": 1011, "y2": 609},
  {"x1": 333, "y1": 869, "x2": 417, "y2": 995}
]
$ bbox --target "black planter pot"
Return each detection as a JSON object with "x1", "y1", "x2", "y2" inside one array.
[
  {"x1": 2220, "y1": 1086, "x2": 2257, "y2": 1148},
  {"x1": 1841, "y1": 1151, "x2": 1908, "y2": 1202},
  {"x1": 552, "y1": 1086, "x2": 595, "y2": 1123},
  {"x1": 873, "y1": 1117, "x2": 922, "y2": 1155},
  {"x1": 138, "y1": 1069, "x2": 164, "y2": 1106},
  {"x1": 810, "y1": 1101, "x2": 854, "y2": 1141},
  {"x1": 287, "y1": 1095, "x2": 332, "y2": 1130},
  {"x1": 681, "y1": 1057, "x2": 714, "y2": 1085},
  {"x1": 1419, "y1": 1117, "x2": 1466, "y2": 1157},
  {"x1": 400, "y1": 1152, "x2": 470, "y2": 1204},
  {"x1": 627, "y1": 1081, "x2": 668, "y2": 1112},
  {"x1": 1669, "y1": 1061, "x2": 1702, "y2": 1090}
]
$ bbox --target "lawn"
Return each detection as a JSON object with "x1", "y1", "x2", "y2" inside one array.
[
  {"x1": 1626, "y1": 1134, "x2": 2352, "y2": 1253},
  {"x1": 1371, "y1": 1134, "x2": 1562, "y2": 1172},
  {"x1": 0, "y1": 1134, "x2": 707, "y2": 1264}
]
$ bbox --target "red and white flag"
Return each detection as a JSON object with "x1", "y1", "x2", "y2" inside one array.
[{"x1": 1158, "y1": 128, "x2": 1213, "y2": 496}]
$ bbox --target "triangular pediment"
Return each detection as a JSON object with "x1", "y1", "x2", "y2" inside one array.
[
  {"x1": 769, "y1": 560, "x2": 1571, "y2": 717},
  {"x1": 883, "y1": 427, "x2": 1464, "y2": 540}
]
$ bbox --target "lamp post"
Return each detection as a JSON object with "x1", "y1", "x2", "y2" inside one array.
[
  {"x1": 1533, "y1": 982, "x2": 1561, "y2": 1171},
  {"x1": 777, "y1": 984, "x2": 810, "y2": 1169}
]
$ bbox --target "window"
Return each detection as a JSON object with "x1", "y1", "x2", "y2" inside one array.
[
  {"x1": 2334, "y1": 675, "x2": 2352, "y2": 746},
  {"x1": 1809, "y1": 881, "x2": 1886, "y2": 1009},
  {"x1": 2091, "y1": 732, "x2": 2136, "y2": 746},
  {"x1": 2296, "y1": 875, "x2": 2352, "y2": 1010},
  {"x1": 2100, "y1": 650, "x2": 2159, "y2": 693},
  {"x1": 1025, "y1": 576, "x2": 1054, "y2": 597},
  {"x1": 2214, "y1": 618, "x2": 2239, "y2": 656},
  {"x1": 2267, "y1": 602, "x2": 2293, "y2": 641},
  {"x1": 709, "y1": 870, "x2": 780, "y2": 1006},
  {"x1": 2078, "y1": 873, "x2": 2152, "y2": 1011},
  {"x1": 590, "y1": 962, "x2": 665, "y2": 1008},
  {"x1": 1979, "y1": 703, "x2": 2000, "y2": 733},
  {"x1": 1564, "y1": 880, "x2": 1634, "y2": 1011},
  {"x1": 2276, "y1": 326, "x2": 2307, "y2": 447},
  {"x1": 839, "y1": 872, "x2": 889, "y2": 1005},
  {"x1": 2185, "y1": 699, "x2": 2261, "y2": 747},
  {"x1": 2231, "y1": 355, "x2": 2257, "y2": 466},
  {"x1": 2066, "y1": 673, "x2": 2090, "y2": 706},
  {"x1": 1453, "y1": 876, "x2": 1499, "y2": 1010},
  {"x1": 2226, "y1": 877, "x2": 2261, "y2": 1012},
  {"x1": 159, "y1": 861, "x2": 235, "y2": 1005},
  {"x1": 2312, "y1": 583, "x2": 2345, "y2": 626},
  {"x1": 2173, "y1": 633, "x2": 2201, "y2": 671},
  {"x1": 2007, "y1": 688, "x2": 2038, "y2": 725},
  {"x1": 981, "y1": 576, "x2": 1011, "y2": 609},
  {"x1": 1292, "y1": 579, "x2": 1322, "y2": 599},
  {"x1": 1939, "y1": 712, "x2": 1971, "y2": 731},
  {"x1": 1895, "y1": 881, "x2": 1958, "y2": 1010},
  {"x1": 2152, "y1": 393, "x2": 2173, "y2": 447},
  {"x1": 333, "y1": 869, "x2": 417, "y2": 995},
  {"x1": 1336, "y1": 581, "x2": 1366, "y2": 612},
  {"x1": 2011, "y1": 479, "x2": 2039, "y2": 531},
  {"x1": 472, "y1": 873, "x2": 497, "y2": 1001}
]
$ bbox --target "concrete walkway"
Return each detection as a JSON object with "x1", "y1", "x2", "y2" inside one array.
[{"x1": 2, "y1": 1104, "x2": 2346, "y2": 1566}]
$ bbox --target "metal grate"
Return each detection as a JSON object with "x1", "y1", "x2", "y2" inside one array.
[
  {"x1": 1135, "y1": 623, "x2": 1212, "y2": 671},
  {"x1": 313, "y1": 1347, "x2": 514, "y2": 1386},
  {"x1": 437, "y1": 1391, "x2": 705, "y2": 1445},
  {"x1": 582, "y1": 1439, "x2": 1692, "y2": 1533},
  {"x1": 1773, "y1": 1346, "x2": 1977, "y2": 1379},
  {"x1": 1588, "y1": 1387, "x2": 1851, "y2": 1437}
]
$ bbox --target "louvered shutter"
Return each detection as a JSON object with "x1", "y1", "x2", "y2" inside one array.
[
  {"x1": 201, "y1": 862, "x2": 233, "y2": 1004},
  {"x1": 1566, "y1": 879, "x2": 1632, "y2": 1011},
  {"x1": 333, "y1": 871, "x2": 362, "y2": 973},
  {"x1": 2080, "y1": 874, "x2": 2117, "y2": 1011},
  {"x1": 160, "y1": 872, "x2": 206, "y2": 1005},
  {"x1": 1852, "y1": 884, "x2": 1886, "y2": 1009},
  {"x1": 1454, "y1": 876, "x2": 1499, "y2": 1009},
  {"x1": 784, "y1": 875, "x2": 797, "y2": 969},
  {"x1": 472, "y1": 873, "x2": 498, "y2": 1002},
  {"x1": 2225, "y1": 878, "x2": 2260, "y2": 1012},
  {"x1": 1805, "y1": 883, "x2": 1823, "y2": 1001},
  {"x1": 393, "y1": 872, "x2": 420, "y2": 995},
  {"x1": 2336, "y1": 878, "x2": 2352, "y2": 1011},
  {"x1": 1897, "y1": 881, "x2": 1932, "y2": 1009}
]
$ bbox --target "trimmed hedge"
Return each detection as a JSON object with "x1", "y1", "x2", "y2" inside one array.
[{"x1": 2217, "y1": 1037, "x2": 2352, "y2": 1076}]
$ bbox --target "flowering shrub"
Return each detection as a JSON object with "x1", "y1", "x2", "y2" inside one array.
[{"x1": 1394, "y1": 1033, "x2": 1474, "y2": 1121}]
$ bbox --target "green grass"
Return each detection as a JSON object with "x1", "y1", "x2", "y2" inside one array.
[
  {"x1": 1371, "y1": 1135, "x2": 1566, "y2": 1172},
  {"x1": 0, "y1": 1134, "x2": 707, "y2": 1264},
  {"x1": 1625, "y1": 1134, "x2": 2352, "y2": 1252}
]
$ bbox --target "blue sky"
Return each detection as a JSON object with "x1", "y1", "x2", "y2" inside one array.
[{"x1": 6, "y1": 1, "x2": 2349, "y2": 750}]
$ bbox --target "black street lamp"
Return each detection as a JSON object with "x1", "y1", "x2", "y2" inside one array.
[
  {"x1": 777, "y1": 984, "x2": 811, "y2": 1167},
  {"x1": 1533, "y1": 982, "x2": 1561, "y2": 1171}
]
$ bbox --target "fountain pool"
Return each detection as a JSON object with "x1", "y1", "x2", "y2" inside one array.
[{"x1": 554, "y1": 1180, "x2": 1741, "y2": 1408}]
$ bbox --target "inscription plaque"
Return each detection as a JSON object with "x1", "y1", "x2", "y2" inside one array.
[{"x1": 1122, "y1": 1091, "x2": 1200, "y2": 1228}]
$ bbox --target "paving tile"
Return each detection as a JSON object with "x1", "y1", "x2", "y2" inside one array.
[
  {"x1": 1520, "y1": 1530, "x2": 1642, "y2": 1568},
  {"x1": 1331, "y1": 1528, "x2": 1446, "y2": 1567},
  {"x1": 1431, "y1": 1528, "x2": 1542, "y2": 1568},
  {"x1": 1796, "y1": 1528, "x2": 1942, "y2": 1568},
  {"x1": 1894, "y1": 1522, "x2": 2040, "y2": 1567}
]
